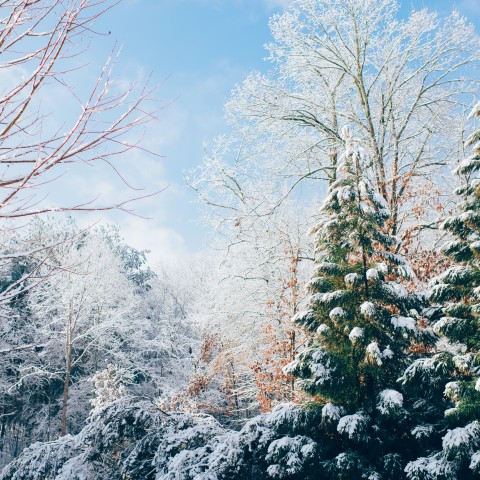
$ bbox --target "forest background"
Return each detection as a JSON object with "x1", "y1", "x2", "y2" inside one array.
[{"x1": 1, "y1": 0, "x2": 480, "y2": 479}]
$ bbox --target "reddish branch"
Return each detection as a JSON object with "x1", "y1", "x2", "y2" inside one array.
[{"x1": 0, "y1": 0, "x2": 161, "y2": 219}]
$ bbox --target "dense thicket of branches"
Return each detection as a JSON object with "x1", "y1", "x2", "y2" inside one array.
[{"x1": 0, "y1": 220, "x2": 198, "y2": 466}]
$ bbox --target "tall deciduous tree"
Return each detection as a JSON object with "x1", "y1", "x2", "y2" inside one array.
[
  {"x1": 252, "y1": 241, "x2": 306, "y2": 412},
  {"x1": 0, "y1": 0, "x2": 158, "y2": 219},
  {"x1": 189, "y1": 0, "x2": 479, "y2": 268}
]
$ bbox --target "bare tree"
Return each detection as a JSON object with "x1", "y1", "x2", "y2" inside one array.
[{"x1": 0, "y1": 0, "x2": 160, "y2": 219}]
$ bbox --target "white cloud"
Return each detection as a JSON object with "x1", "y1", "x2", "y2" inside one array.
[
  {"x1": 75, "y1": 211, "x2": 188, "y2": 267},
  {"x1": 121, "y1": 217, "x2": 187, "y2": 266}
]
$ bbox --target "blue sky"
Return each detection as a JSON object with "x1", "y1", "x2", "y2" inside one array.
[{"x1": 63, "y1": 0, "x2": 480, "y2": 264}]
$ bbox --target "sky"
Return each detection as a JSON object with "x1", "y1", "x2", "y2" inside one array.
[{"x1": 49, "y1": 0, "x2": 480, "y2": 266}]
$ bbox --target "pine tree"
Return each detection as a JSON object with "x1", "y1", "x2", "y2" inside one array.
[
  {"x1": 281, "y1": 127, "x2": 436, "y2": 478},
  {"x1": 404, "y1": 102, "x2": 480, "y2": 480},
  {"x1": 431, "y1": 100, "x2": 480, "y2": 420}
]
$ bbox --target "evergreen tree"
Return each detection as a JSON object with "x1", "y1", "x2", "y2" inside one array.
[
  {"x1": 404, "y1": 101, "x2": 480, "y2": 479},
  {"x1": 282, "y1": 127, "x2": 436, "y2": 478}
]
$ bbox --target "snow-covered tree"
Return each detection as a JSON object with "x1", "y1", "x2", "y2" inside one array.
[
  {"x1": 0, "y1": 220, "x2": 199, "y2": 464},
  {"x1": 188, "y1": 0, "x2": 479, "y2": 266},
  {"x1": 180, "y1": 231, "x2": 313, "y2": 418},
  {"x1": 90, "y1": 364, "x2": 133, "y2": 412},
  {"x1": 0, "y1": 398, "x2": 325, "y2": 480},
  {"x1": 26, "y1": 230, "x2": 139, "y2": 435},
  {"x1": 402, "y1": 101, "x2": 480, "y2": 479},
  {"x1": 289, "y1": 128, "x2": 424, "y2": 389},
  {"x1": 277, "y1": 127, "x2": 436, "y2": 477}
]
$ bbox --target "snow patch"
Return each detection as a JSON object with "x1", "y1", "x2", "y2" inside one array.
[
  {"x1": 344, "y1": 272, "x2": 362, "y2": 288},
  {"x1": 442, "y1": 421, "x2": 480, "y2": 456},
  {"x1": 360, "y1": 302, "x2": 376, "y2": 318},
  {"x1": 330, "y1": 307, "x2": 347, "y2": 320},
  {"x1": 377, "y1": 389, "x2": 403, "y2": 415},
  {"x1": 317, "y1": 323, "x2": 330, "y2": 335},
  {"x1": 366, "y1": 268, "x2": 379, "y2": 282},
  {"x1": 365, "y1": 342, "x2": 383, "y2": 366},
  {"x1": 444, "y1": 382, "x2": 459, "y2": 401},
  {"x1": 337, "y1": 413, "x2": 369, "y2": 441},
  {"x1": 382, "y1": 345, "x2": 394, "y2": 359},
  {"x1": 348, "y1": 327, "x2": 364, "y2": 344},
  {"x1": 322, "y1": 403, "x2": 343, "y2": 424},
  {"x1": 411, "y1": 424, "x2": 434, "y2": 440},
  {"x1": 475, "y1": 378, "x2": 480, "y2": 392},
  {"x1": 391, "y1": 316, "x2": 416, "y2": 331}
]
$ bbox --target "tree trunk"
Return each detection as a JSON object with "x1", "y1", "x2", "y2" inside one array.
[
  {"x1": 61, "y1": 346, "x2": 72, "y2": 436},
  {"x1": 61, "y1": 316, "x2": 73, "y2": 436},
  {"x1": 228, "y1": 361, "x2": 240, "y2": 416},
  {"x1": 290, "y1": 329, "x2": 296, "y2": 400}
]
